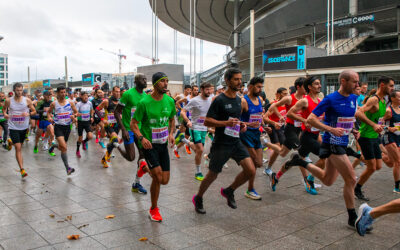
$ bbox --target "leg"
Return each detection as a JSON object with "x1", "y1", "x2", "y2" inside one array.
[
  {"x1": 149, "y1": 166, "x2": 163, "y2": 209},
  {"x1": 370, "y1": 198, "x2": 400, "y2": 219},
  {"x1": 229, "y1": 157, "x2": 256, "y2": 190},
  {"x1": 14, "y1": 143, "x2": 23, "y2": 170},
  {"x1": 197, "y1": 170, "x2": 218, "y2": 197},
  {"x1": 247, "y1": 147, "x2": 262, "y2": 191}
]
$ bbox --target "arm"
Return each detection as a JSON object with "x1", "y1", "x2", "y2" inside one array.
[
  {"x1": 168, "y1": 117, "x2": 176, "y2": 147},
  {"x1": 204, "y1": 117, "x2": 237, "y2": 128},
  {"x1": 95, "y1": 99, "x2": 108, "y2": 118},
  {"x1": 130, "y1": 118, "x2": 152, "y2": 149},
  {"x1": 47, "y1": 102, "x2": 55, "y2": 122},
  {"x1": 70, "y1": 101, "x2": 78, "y2": 122},
  {"x1": 3, "y1": 99, "x2": 10, "y2": 120},
  {"x1": 175, "y1": 97, "x2": 187, "y2": 110},
  {"x1": 180, "y1": 108, "x2": 192, "y2": 128},
  {"x1": 287, "y1": 98, "x2": 307, "y2": 124},
  {"x1": 26, "y1": 99, "x2": 36, "y2": 116},
  {"x1": 268, "y1": 96, "x2": 291, "y2": 122},
  {"x1": 355, "y1": 97, "x2": 382, "y2": 133},
  {"x1": 384, "y1": 108, "x2": 397, "y2": 133}
]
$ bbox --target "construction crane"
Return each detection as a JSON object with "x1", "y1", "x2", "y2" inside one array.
[
  {"x1": 135, "y1": 52, "x2": 159, "y2": 65},
  {"x1": 99, "y1": 48, "x2": 126, "y2": 74}
]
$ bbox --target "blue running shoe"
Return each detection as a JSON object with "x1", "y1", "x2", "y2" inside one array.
[
  {"x1": 263, "y1": 167, "x2": 272, "y2": 176},
  {"x1": 393, "y1": 188, "x2": 400, "y2": 194},
  {"x1": 356, "y1": 203, "x2": 374, "y2": 236},
  {"x1": 305, "y1": 175, "x2": 318, "y2": 195},
  {"x1": 132, "y1": 183, "x2": 147, "y2": 194},
  {"x1": 99, "y1": 141, "x2": 106, "y2": 149},
  {"x1": 270, "y1": 173, "x2": 278, "y2": 192}
]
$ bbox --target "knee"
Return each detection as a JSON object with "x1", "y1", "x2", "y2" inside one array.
[
  {"x1": 246, "y1": 166, "x2": 256, "y2": 177},
  {"x1": 87, "y1": 134, "x2": 93, "y2": 140},
  {"x1": 254, "y1": 160, "x2": 262, "y2": 169},
  {"x1": 345, "y1": 176, "x2": 357, "y2": 188},
  {"x1": 161, "y1": 178, "x2": 169, "y2": 185}
]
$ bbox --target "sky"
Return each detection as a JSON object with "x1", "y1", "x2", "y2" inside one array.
[{"x1": 0, "y1": 0, "x2": 227, "y2": 83}]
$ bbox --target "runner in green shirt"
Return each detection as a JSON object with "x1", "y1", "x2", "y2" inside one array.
[
  {"x1": 0, "y1": 92, "x2": 10, "y2": 148},
  {"x1": 355, "y1": 76, "x2": 394, "y2": 201},
  {"x1": 132, "y1": 72, "x2": 176, "y2": 222},
  {"x1": 115, "y1": 73, "x2": 148, "y2": 194}
]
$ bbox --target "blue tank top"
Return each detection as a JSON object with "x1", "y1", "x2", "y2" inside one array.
[
  {"x1": 240, "y1": 95, "x2": 263, "y2": 130},
  {"x1": 389, "y1": 106, "x2": 400, "y2": 137}
]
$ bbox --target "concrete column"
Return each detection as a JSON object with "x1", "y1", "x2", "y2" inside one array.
[
  {"x1": 250, "y1": 9, "x2": 255, "y2": 78},
  {"x1": 349, "y1": 0, "x2": 358, "y2": 38},
  {"x1": 233, "y1": 0, "x2": 239, "y2": 48}
]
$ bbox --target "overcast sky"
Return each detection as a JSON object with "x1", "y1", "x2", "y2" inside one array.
[{"x1": 0, "y1": 0, "x2": 227, "y2": 83}]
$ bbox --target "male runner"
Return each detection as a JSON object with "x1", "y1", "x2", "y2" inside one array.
[
  {"x1": 355, "y1": 76, "x2": 394, "y2": 201},
  {"x1": 0, "y1": 92, "x2": 9, "y2": 149},
  {"x1": 114, "y1": 73, "x2": 148, "y2": 194},
  {"x1": 283, "y1": 70, "x2": 362, "y2": 228},
  {"x1": 47, "y1": 86, "x2": 78, "y2": 175},
  {"x1": 4, "y1": 83, "x2": 36, "y2": 177},
  {"x1": 131, "y1": 72, "x2": 176, "y2": 222},
  {"x1": 34, "y1": 90, "x2": 54, "y2": 153},
  {"x1": 91, "y1": 88, "x2": 106, "y2": 147},
  {"x1": 75, "y1": 92, "x2": 94, "y2": 158},
  {"x1": 96, "y1": 86, "x2": 121, "y2": 168},
  {"x1": 180, "y1": 82, "x2": 213, "y2": 181},
  {"x1": 192, "y1": 68, "x2": 256, "y2": 214},
  {"x1": 240, "y1": 76, "x2": 265, "y2": 200},
  {"x1": 357, "y1": 82, "x2": 368, "y2": 107}
]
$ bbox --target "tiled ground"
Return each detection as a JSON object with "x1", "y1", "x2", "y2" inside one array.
[{"x1": 0, "y1": 131, "x2": 400, "y2": 249}]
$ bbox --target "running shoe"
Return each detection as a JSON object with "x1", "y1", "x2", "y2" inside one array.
[
  {"x1": 355, "y1": 188, "x2": 370, "y2": 201},
  {"x1": 304, "y1": 176, "x2": 318, "y2": 195},
  {"x1": 173, "y1": 149, "x2": 180, "y2": 159},
  {"x1": 76, "y1": 150, "x2": 81, "y2": 158},
  {"x1": 304, "y1": 156, "x2": 313, "y2": 163},
  {"x1": 393, "y1": 188, "x2": 400, "y2": 194},
  {"x1": 148, "y1": 207, "x2": 162, "y2": 222},
  {"x1": 105, "y1": 151, "x2": 111, "y2": 162},
  {"x1": 20, "y1": 169, "x2": 28, "y2": 178},
  {"x1": 245, "y1": 189, "x2": 261, "y2": 200},
  {"x1": 263, "y1": 167, "x2": 272, "y2": 176},
  {"x1": 101, "y1": 156, "x2": 109, "y2": 168},
  {"x1": 33, "y1": 146, "x2": 38, "y2": 154},
  {"x1": 195, "y1": 172, "x2": 204, "y2": 181},
  {"x1": 6, "y1": 138, "x2": 12, "y2": 151},
  {"x1": 99, "y1": 141, "x2": 106, "y2": 149},
  {"x1": 82, "y1": 141, "x2": 87, "y2": 151},
  {"x1": 192, "y1": 195, "x2": 206, "y2": 214},
  {"x1": 48, "y1": 144, "x2": 56, "y2": 156},
  {"x1": 220, "y1": 188, "x2": 237, "y2": 209},
  {"x1": 2, "y1": 143, "x2": 6, "y2": 150},
  {"x1": 42, "y1": 143, "x2": 49, "y2": 151},
  {"x1": 137, "y1": 160, "x2": 147, "y2": 177},
  {"x1": 355, "y1": 203, "x2": 374, "y2": 236},
  {"x1": 284, "y1": 153, "x2": 306, "y2": 170},
  {"x1": 95, "y1": 138, "x2": 99, "y2": 143},
  {"x1": 132, "y1": 183, "x2": 147, "y2": 194},
  {"x1": 67, "y1": 167, "x2": 75, "y2": 175},
  {"x1": 185, "y1": 145, "x2": 192, "y2": 154},
  {"x1": 270, "y1": 172, "x2": 278, "y2": 192}
]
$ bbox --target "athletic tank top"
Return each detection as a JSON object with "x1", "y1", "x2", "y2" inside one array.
[
  {"x1": 285, "y1": 93, "x2": 302, "y2": 126},
  {"x1": 105, "y1": 97, "x2": 118, "y2": 124},
  {"x1": 8, "y1": 97, "x2": 30, "y2": 130},
  {"x1": 269, "y1": 100, "x2": 287, "y2": 123},
  {"x1": 54, "y1": 100, "x2": 72, "y2": 125},
  {"x1": 0, "y1": 105, "x2": 6, "y2": 122},
  {"x1": 388, "y1": 106, "x2": 400, "y2": 136},
  {"x1": 186, "y1": 95, "x2": 192, "y2": 120},
  {"x1": 300, "y1": 95, "x2": 321, "y2": 134},
  {"x1": 240, "y1": 95, "x2": 263, "y2": 130},
  {"x1": 360, "y1": 95, "x2": 386, "y2": 138}
]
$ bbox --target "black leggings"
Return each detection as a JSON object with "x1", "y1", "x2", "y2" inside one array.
[{"x1": 0, "y1": 120, "x2": 8, "y2": 141}]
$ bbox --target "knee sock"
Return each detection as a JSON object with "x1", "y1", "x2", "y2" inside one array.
[
  {"x1": 276, "y1": 170, "x2": 283, "y2": 179},
  {"x1": 196, "y1": 165, "x2": 201, "y2": 174},
  {"x1": 61, "y1": 152, "x2": 69, "y2": 170},
  {"x1": 355, "y1": 183, "x2": 362, "y2": 191},
  {"x1": 76, "y1": 142, "x2": 81, "y2": 151},
  {"x1": 107, "y1": 137, "x2": 118, "y2": 153},
  {"x1": 395, "y1": 180, "x2": 400, "y2": 189},
  {"x1": 347, "y1": 208, "x2": 357, "y2": 225}
]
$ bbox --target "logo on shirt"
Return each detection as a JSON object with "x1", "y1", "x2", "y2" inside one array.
[
  {"x1": 350, "y1": 101, "x2": 355, "y2": 109},
  {"x1": 225, "y1": 104, "x2": 232, "y2": 109}
]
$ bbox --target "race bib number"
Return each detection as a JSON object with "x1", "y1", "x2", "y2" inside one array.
[
  {"x1": 56, "y1": 112, "x2": 71, "y2": 123},
  {"x1": 131, "y1": 107, "x2": 136, "y2": 118},
  {"x1": 394, "y1": 122, "x2": 400, "y2": 130},
  {"x1": 11, "y1": 114, "x2": 26, "y2": 124},
  {"x1": 43, "y1": 107, "x2": 49, "y2": 117},
  {"x1": 196, "y1": 116, "x2": 205, "y2": 126},
  {"x1": 279, "y1": 109, "x2": 287, "y2": 118},
  {"x1": 336, "y1": 117, "x2": 355, "y2": 135},
  {"x1": 107, "y1": 113, "x2": 116, "y2": 123},
  {"x1": 294, "y1": 120, "x2": 302, "y2": 127},
  {"x1": 81, "y1": 113, "x2": 90, "y2": 121},
  {"x1": 224, "y1": 117, "x2": 240, "y2": 138},
  {"x1": 152, "y1": 127, "x2": 168, "y2": 144},
  {"x1": 378, "y1": 117, "x2": 384, "y2": 126},
  {"x1": 249, "y1": 113, "x2": 262, "y2": 124}
]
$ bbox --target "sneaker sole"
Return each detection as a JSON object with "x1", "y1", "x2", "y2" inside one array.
[
  {"x1": 131, "y1": 188, "x2": 147, "y2": 194},
  {"x1": 192, "y1": 195, "x2": 206, "y2": 214},
  {"x1": 393, "y1": 190, "x2": 400, "y2": 194},
  {"x1": 244, "y1": 193, "x2": 262, "y2": 200},
  {"x1": 220, "y1": 188, "x2": 237, "y2": 209},
  {"x1": 148, "y1": 211, "x2": 162, "y2": 222},
  {"x1": 355, "y1": 203, "x2": 370, "y2": 236}
]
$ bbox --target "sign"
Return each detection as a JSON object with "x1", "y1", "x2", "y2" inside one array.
[
  {"x1": 331, "y1": 14, "x2": 374, "y2": 28},
  {"x1": 263, "y1": 46, "x2": 306, "y2": 72},
  {"x1": 43, "y1": 79, "x2": 50, "y2": 87}
]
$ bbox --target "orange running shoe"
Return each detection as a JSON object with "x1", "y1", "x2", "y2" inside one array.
[
  {"x1": 137, "y1": 160, "x2": 147, "y2": 177},
  {"x1": 185, "y1": 145, "x2": 192, "y2": 154},
  {"x1": 20, "y1": 169, "x2": 28, "y2": 178},
  {"x1": 148, "y1": 207, "x2": 162, "y2": 222},
  {"x1": 174, "y1": 149, "x2": 180, "y2": 159},
  {"x1": 101, "y1": 156, "x2": 109, "y2": 168}
]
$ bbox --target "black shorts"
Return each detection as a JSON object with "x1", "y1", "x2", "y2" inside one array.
[
  {"x1": 283, "y1": 123, "x2": 301, "y2": 150},
  {"x1": 143, "y1": 143, "x2": 170, "y2": 171},
  {"x1": 358, "y1": 137, "x2": 382, "y2": 160},
  {"x1": 54, "y1": 124, "x2": 71, "y2": 142},
  {"x1": 268, "y1": 125, "x2": 285, "y2": 144},
  {"x1": 298, "y1": 131, "x2": 321, "y2": 157},
  {"x1": 382, "y1": 133, "x2": 400, "y2": 147},
  {"x1": 208, "y1": 141, "x2": 250, "y2": 174},
  {"x1": 319, "y1": 143, "x2": 347, "y2": 159},
  {"x1": 105, "y1": 124, "x2": 120, "y2": 135},
  {"x1": 30, "y1": 115, "x2": 40, "y2": 120},
  {"x1": 77, "y1": 121, "x2": 92, "y2": 137},
  {"x1": 9, "y1": 129, "x2": 27, "y2": 144},
  {"x1": 92, "y1": 117, "x2": 102, "y2": 126}
]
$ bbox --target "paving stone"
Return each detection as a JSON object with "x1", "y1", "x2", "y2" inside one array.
[
  {"x1": 207, "y1": 233, "x2": 263, "y2": 250},
  {"x1": 0, "y1": 232, "x2": 49, "y2": 250},
  {"x1": 52, "y1": 236, "x2": 106, "y2": 250},
  {"x1": 38, "y1": 225, "x2": 87, "y2": 244}
]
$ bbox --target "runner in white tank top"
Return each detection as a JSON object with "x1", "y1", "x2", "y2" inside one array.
[{"x1": 3, "y1": 83, "x2": 36, "y2": 178}]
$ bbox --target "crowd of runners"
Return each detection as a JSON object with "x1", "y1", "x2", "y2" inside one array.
[{"x1": 1, "y1": 68, "x2": 400, "y2": 236}]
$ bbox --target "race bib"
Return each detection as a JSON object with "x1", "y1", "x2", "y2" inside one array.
[
  {"x1": 43, "y1": 107, "x2": 49, "y2": 117},
  {"x1": 336, "y1": 117, "x2": 355, "y2": 135},
  {"x1": 131, "y1": 107, "x2": 136, "y2": 118},
  {"x1": 11, "y1": 114, "x2": 26, "y2": 124},
  {"x1": 378, "y1": 117, "x2": 385, "y2": 126},
  {"x1": 196, "y1": 116, "x2": 205, "y2": 126},
  {"x1": 224, "y1": 117, "x2": 240, "y2": 138},
  {"x1": 56, "y1": 112, "x2": 71, "y2": 123},
  {"x1": 394, "y1": 122, "x2": 400, "y2": 136},
  {"x1": 107, "y1": 113, "x2": 116, "y2": 123},
  {"x1": 279, "y1": 109, "x2": 287, "y2": 119},
  {"x1": 249, "y1": 113, "x2": 262, "y2": 124},
  {"x1": 311, "y1": 116, "x2": 324, "y2": 132},
  {"x1": 81, "y1": 113, "x2": 90, "y2": 121},
  {"x1": 152, "y1": 127, "x2": 168, "y2": 144},
  {"x1": 294, "y1": 120, "x2": 302, "y2": 127}
]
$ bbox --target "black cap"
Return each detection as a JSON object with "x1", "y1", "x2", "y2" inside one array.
[{"x1": 152, "y1": 72, "x2": 168, "y2": 85}]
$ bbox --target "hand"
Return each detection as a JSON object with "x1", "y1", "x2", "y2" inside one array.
[
  {"x1": 141, "y1": 138, "x2": 152, "y2": 149},
  {"x1": 168, "y1": 133, "x2": 175, "y2": 147},
  {"x1": 274, "y1": 122, "x2": 281, "y2": 130},
  {"x1": 22, "y1": 112, "x2": 29, "y2": 117},
  {"x1": 248, "y1": 121, "x2": 259, "y2": 128},
  {"x1": 90, "y1": 118, "x2": 94, "y2": 123},
  {"x1": 279, "y1": 116, "x2": 286, "y2": 123},
  {"x1": 48, "y1": 117, "x2": 53, "y2": 123},
  {"x1": 4, "y1": 114, "x2": 9, "y2": 120},
  {"x1": 329, "y1": 127, "x2": 345, "y2": 137},
  {"x1": 373, "y1": 124, "x2": 383, "y2": 133},
  {"x1": 240, "y1": 122, "x2": 247, "y2": 133},
  {"x1": 186, "y1": 120, "x2": 192, "y2": 128},
  {"x1": 352, "y1": 129, "x2": 360, "y2": 140},
  {"x1": 388, "y1": 127, "x2": 398, "y2": 133},
  {"x1": 304, "y1": 121, "x2": 312, "y2": 129},
  {"x1": 122, "y1": 129, "x2": 130, "y2": 141},
  {"x1": 226, "y1": 118, "x2": 240, "y2": 127},
  {"x1": 265, "y1": 126, "x2": 272, "y2": 134}
]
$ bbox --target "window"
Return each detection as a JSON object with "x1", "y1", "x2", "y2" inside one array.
[
  {"x1": 0, "y1": 73, "x2": 4, "y2": 78},
  {"x1": 0, "y1": 80, "x2": 4, "y2": 85},
  {"x1": 0, "y1": 65, "x2": 3, "y2": 71},
  {"x1": 0, "y1": 57, "x2": 3, "y2": 63}
]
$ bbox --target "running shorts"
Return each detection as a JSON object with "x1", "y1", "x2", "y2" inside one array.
[
  {"x1": 319, "y1": 143, "x2": 347, "y2": 159},
  {"x1": 9, "y1": 129, "x2": 27, "y2": 144},
  {"x1": 298, "y1": 131, "x2": 321, "y2": 158},
  {"x1": 189, "y1": 129, "x2": 207, "y2": 145},
  {"x1": 143, "y1": 143, "x2": 170, "y2": 171},
  {"x1": 39, "y1": 120, "x2": 51, "y2": 131},
  {"x1": 77, "y1": 120, "x2": 92, "y2": 137},
  {"x1": 358, "y1": 137, "x2": 382, "y2": 160},
  {"x1": 240, "y1": 129, "x2": 262, "y2": 149},
  {"x1": 124, "y1": 131, "x2": 135, "y2": 145},
  {"x1": 54, "y1": 124, "x2": 71, "y2": 142},
  {"x1": 208, "y1": 141, "x2": 250, "y2": 173},
  {"x1": 283, "y1": 123, "x2": 301, "y2": 150},
  {"x1": 382, "y1": 133, "x2": 400, "y2": 147},
  {"x1": 268, "y1": 125, "x2": 285, "y2": 145}
]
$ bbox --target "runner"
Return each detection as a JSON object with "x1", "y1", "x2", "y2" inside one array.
[
  {"x1": 114, "y1": 73, "x2": 148, "y2": 194},
  {"x1": 47, "y1": 86, "x2": 78, "y2": 175},
  {"x1": 131, "y1": 72, "x2": 176, "y2": 222},
  {"x1": 239, "y1": 76, "x2": 265, "y2": 200},
  {"x1": 180, "y1": 82, "x2": 213, "y2": 181},
  {"x1": 0, "y1": 92, "x2": 9, "y2": 149},
  {"x1": 34, "y1": 90, "x2": 54, "y2": 153},
  {"x1": 91, "y1": 88, "x2": 106, "y2": 148},
  {"x1": 282, "y1": 70, "x2": 362, "y2": 228},
  {"x1": 75, "y1": 92, "x2": 94, "y2": 158},
  {"x1": 3, "y1": 83, "x2": 36, "y2": 177},
  {"x1": 95, "y1": 86, "x2": 121, "y2": 168},
  {"x1": 355, "y1": 76, "x2": 394, "y2": 201},
  {"x1": 192, "y1": 68, "x2": 256, "y2": 214},
  {"x1": 382, "y1": 90, "x2": 400, "y2": 193}
]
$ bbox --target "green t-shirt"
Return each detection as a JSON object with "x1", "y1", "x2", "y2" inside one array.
[
  {"x1": 119, "y1": 88, "x2": 146, "y2": 131},
  {"x1": 0, "y1": 105, "x2": 6, "y2": 122},
  {"x1": 360, "y1": 96, "x2": 386, "y2": 139},
  {"x1": 133, "y1": 94, "x2": 176, "y2": 144}
]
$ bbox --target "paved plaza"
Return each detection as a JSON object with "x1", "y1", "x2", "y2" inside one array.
[{"x1": 0, "y1": 132, "x2": 400, "y2": 250}]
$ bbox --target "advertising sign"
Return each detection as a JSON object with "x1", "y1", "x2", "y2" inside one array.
[
  {"x1": 331, "y1": 14, "x2": 374, "y2": 27},
  {"x1": 263, "y1": 46, "x2": 306, "y2": 72}
]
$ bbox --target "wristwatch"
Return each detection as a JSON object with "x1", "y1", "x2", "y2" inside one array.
[{"x1": 138, "y1": 135, "x2": 144, "y2": 141}]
